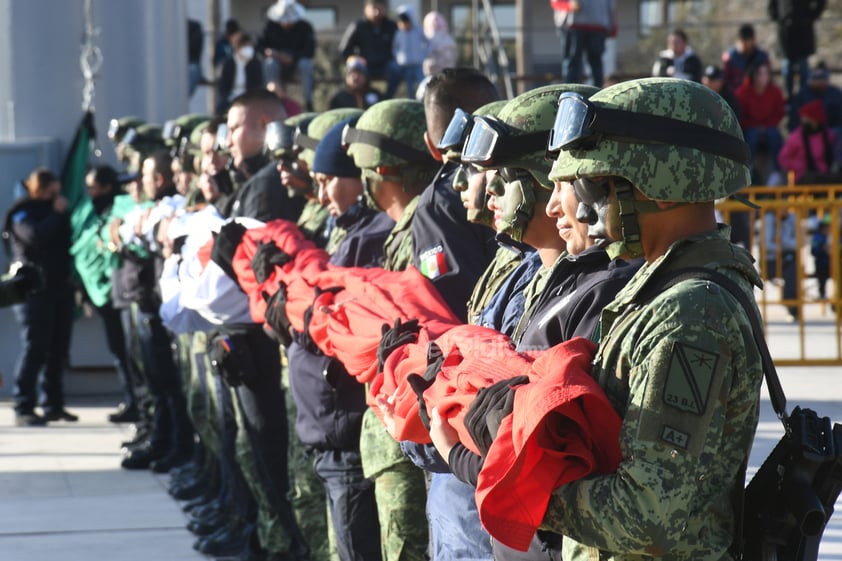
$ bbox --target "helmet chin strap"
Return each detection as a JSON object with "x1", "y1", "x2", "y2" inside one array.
[{"x1": 609, "y1": 178, "x2": 676, "y2": 260}]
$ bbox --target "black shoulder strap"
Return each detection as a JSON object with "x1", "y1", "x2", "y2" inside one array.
[{"x1": 634, "y1": 267, "x2": 789, "y2": 425}]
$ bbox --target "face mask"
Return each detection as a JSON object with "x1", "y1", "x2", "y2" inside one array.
[{"x1": 238, "y1": 46, "x2": 254, "y2": 61}]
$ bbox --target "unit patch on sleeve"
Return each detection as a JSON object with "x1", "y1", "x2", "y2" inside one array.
[
  {"x1": 662, "y1": 342, "x2": 718, "y2": 415},
  {"x1": 418, "y1": 244, "x2": 449, "y2": 279}
]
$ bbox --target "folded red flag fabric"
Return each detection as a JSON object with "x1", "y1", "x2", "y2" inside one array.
[
  {"x1": 308, "y1": 266, "x2": 462, "y2": 385},
  {"x1": 474, "y1": 337, "x2": 622, "y2": 551}
]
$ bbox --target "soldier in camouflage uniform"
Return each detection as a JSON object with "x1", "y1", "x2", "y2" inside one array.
[
  {"x1": 538, "y1": 77, "x2": 764, "y2": 560},
  {"x1": 345, "y1": 99, "x2": 439, "y2": 561}
]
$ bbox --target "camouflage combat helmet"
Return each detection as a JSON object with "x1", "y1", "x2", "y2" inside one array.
[
  {"x1": 266, "y1": 111, "x2": 316, "y2": 160},
  {"x1": 297, "y1": 108, "x2": 362, "y2": 168},
  {"x1": 108, "y1": 115, "x2": 144, "y2": 142},
  {"x1": 188, "y1": 119, "x2": 212, "y2": 152},
  {"x1": 345, "y1": 99, "x2": 434, "y2": 171},
  {"x1": 490, "y1": 83, "x2": 598, "y2": 189},
  {"x1": 123, "y1": 123, "x2": 166, "y2": 171},
  {"x1": 465, "y1": 84, "x2": 597, "y2": 240},
  {"x1": 548, "y1": 77, "x2": 751, "y2": 202},
  {"x1": 163, "y1": 113, "x2": 210, "y2": 149}
]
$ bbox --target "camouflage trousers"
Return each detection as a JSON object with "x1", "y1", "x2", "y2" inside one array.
[
  {"x1": 186, "y1": 331, "x2": 220, "y2": 458},
  {"x1": 283, "y1": 375, "x2": 335, "y2": 561},
  {"x1": 360, "y1": 408, "x2": 429, "y2": 561}
]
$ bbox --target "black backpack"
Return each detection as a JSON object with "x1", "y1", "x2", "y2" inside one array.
[{"x1": 640, "y1": 268, "x2": 842, "y2": 561}]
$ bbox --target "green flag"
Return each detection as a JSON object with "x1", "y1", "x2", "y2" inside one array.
[{"x1": 60, "y1": 111, "x2": 96, "y2": 240}]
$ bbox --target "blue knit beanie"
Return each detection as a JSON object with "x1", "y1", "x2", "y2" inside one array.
[{"x1": 312, "y1": 117, "x2": 361, "y2": 178}]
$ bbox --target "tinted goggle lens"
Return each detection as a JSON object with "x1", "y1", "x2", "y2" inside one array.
[
  {"x1": 162, "y1": 120, "x2": 177, "y2": 142},
  {"x1": 215, "y1": 124, "x2": 229, "y2": 153},
  {"x1": 122, "y1": 128, "x2": 138, "y2": 147},
  {"x1": 461, "y1": 118, "x2": 500, "y2": 164},
  {"x1": 547, "y1": 92, "x2": 593, "y2": 155},
  {"x1": 438, "y1": 108, "x2": 472, "y2": 152},
  {"x1": 265, "y1": 122, "x2": 296, "y2": 152}
]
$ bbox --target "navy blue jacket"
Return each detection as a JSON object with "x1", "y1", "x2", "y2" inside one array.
[
  {"x1": 287, "y1": 203, "x2": 394, "y2": 451},
  {"x1": 228, "y1": 158, "x2": 306, "y2": 223},
  {"x1": 411, "y1": 162, "x2": 497, "y2": 322},
  {"x1": 477, "y1": 245, "x2": 541, "y2": 337},
  {"x1": 514, "y1": 247, "x2": 643, "y2": 351},
  {"x1": 3, "y1": 198, "x2": 70, "y2": 288}
]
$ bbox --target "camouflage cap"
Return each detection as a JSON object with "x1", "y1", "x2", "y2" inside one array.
[
  {"x1": 298, "y1": 108, "x2": 363, "y2": 168},
  {"x1": 108, "y1": 115, "x2": 144, "y2": 142},
  {"x1": 489, "y1": 83, "x2": 598, "y2": 189},
  {"x1": 549, "y1": 77, "x2": 751, "y2": 202},
  {"x1": 345, "y1": 99, "x2": 434, "y2": 169}
]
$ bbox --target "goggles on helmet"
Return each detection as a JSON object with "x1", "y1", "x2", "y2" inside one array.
[
  {"x1": 437, "y1": 108, "x2": 473, "y2": 153},
  {"x1": 265, "y1": 121, "x2": 298, "y2": 153},
  {"x1": 547, "y1": 92, "x2": 750, "y2": 165},
  {"x1": 162, "y1": 120, "x2": 180, "y2": 143},
  {"x1": 461, "y1": 117, "x2": 548, "y2": 167},
  {"x1": 214, "y1": 124, "x2": 229, "y2": 154}
]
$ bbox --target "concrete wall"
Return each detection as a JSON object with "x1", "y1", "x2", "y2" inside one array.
[{"x1": 0, "y1": 0, "x2": 191, "y2": 396}]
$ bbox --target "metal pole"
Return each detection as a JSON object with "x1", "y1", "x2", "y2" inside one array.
[
  {"x1": 208, "y1": 0, "x2": 220, "y2": 115},
  {"x1": 472, "y1": 0, "x2": 479, "y2": 68}
]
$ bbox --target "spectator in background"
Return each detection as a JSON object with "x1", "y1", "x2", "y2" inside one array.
[
  {"x1": 811, "y1": 216, "x2": 831, "y2": 301},
  {"x1": 217, "y1": 32, "x2": 264, "y2": 115},
  {"x1": 187, "y1": 19, "x2": 205, "y2": 97},
  {"x1": 339, "y1": 0, "x2": 398, "y2": 83},
  {"x1": 778, "y1": 99, "x2": 842, "y2": 184},
  {"x1": 2, "y1": 168, "x2": 76, "y2": 426},
  {"x1": 329, "y1": 56, "x2": 383, "y2": 109},
  {"x1": 736, "y1": 61, "x2": 786, "y2": 182},
  {"x1": 266, "y1": 79, "x2": 302, "y2": 117},
  {"x1": 260, "y1": 0, "x2": 316, "y2": 111},
  {"x1": 213, "y1": 18, "x2": 240, "y2": 71},
  {"x1": 652, "y1": 28, "x2": 703, "y2": 82},
  {"x1": 702, "y1": 64, "x2": 740, "y2": 119},
  {"x1": 788, "y1": 63, "x2": 842, "y2": 133},
  {"x1": 722, "y1": 23, "x2": 770, "y2": 92},
  {"x1": 422, "y1": 11, "x2": 456, "y2": 78},
  {"x1": 768, "y1": 0, "x2": 826, "y2": 100},
  {"x1": 387, "y1": 6, "x2": 427, "y2": 99},
  {"x1": 557, "y1": 0, "x2": 615, "y2": 87}
]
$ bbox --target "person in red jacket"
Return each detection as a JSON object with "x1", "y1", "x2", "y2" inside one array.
[{"x1": 735, "y1": 61, "x2": 786, "y2": 182}]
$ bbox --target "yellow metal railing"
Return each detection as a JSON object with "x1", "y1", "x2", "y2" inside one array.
[{"x1": 716, "y1": 182, "x2": 842, "y2": 366}]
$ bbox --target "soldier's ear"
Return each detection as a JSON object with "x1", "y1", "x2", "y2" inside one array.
[{"x1": 423, "y1": 131, "x2": 443, "y2": 162}]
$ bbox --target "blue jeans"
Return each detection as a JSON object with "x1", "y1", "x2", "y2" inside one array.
[
  {"x1": 782, "y1": 57, "x2": 809, "y2": 99},
  {"x1": 743, "y1": 127, "x2": 784, "y2": 173},
  {"x1": 386, "y1": 62, "x2": 424, "y2": 99},
  {"x1": 563, "y1": 28, "x2": 607, "y2": 88},
  {"x1": 314, "y1": 449, "x2": 382, "y2": 561},
  {"x1": 427, "y1": 472, "x2": 493, "y2": 561},
  {"x1": 263, "y1": 54, "x2": 315, "y2": 105},
  {"x1": 12, "y1": 284, "x2": 74, "y2": 414}
]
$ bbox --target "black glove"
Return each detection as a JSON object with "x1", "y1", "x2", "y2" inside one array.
[
  {"x1": 11, "y1": 263, "x2": 45, "y2": 295},
  {"x1": 406, "y1": 341, "x2": 445, "y2": 431},
  {"x1": 250, "y1": 240, "x2": 292, "y2": 284},
  {"x1": 263, "y1": 285, "x2": 293, "y2": 347},
  {"x1": 464, "y1": 375, "x2": 529, "y2": 456},
  {"x1": 376, "y1": 318, "x2": 421, "y2": 373},
  {"x1": 297, "y1": 286, "x2": 343, "y2": 354},
  {"x1": 211, "y1": 221, "x2": 247, "y2": 283},
  {"x1": 208, "y1": 332, "x2": 257, "y2": 387}
]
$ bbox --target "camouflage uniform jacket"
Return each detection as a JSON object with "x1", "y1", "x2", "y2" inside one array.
[
  {"x1": 466, "y1": 241, "x2": 527, "y2": 326},
  {"x1": 382, "y1": 195, "x2": 419, "y2": 272},
  {"x1": 296, "y1": 198, "x2": 331, "y2": 249},
  {"x1": 541, "y1": 225, "x2": 764, "y2": 561}
]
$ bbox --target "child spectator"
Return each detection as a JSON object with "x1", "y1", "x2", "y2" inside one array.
[
  {"x1": 387, "y1": 6, "x2": 427, "y2": 99},
  {"x1": 778, "y1": 99, "x2": 842, "y2": 184},
  {"x1": 422, "y1": 11, "x2": 456, "y2": 77},
  {"x1": 735, "y1": 61, "x2": 786, "y2": 182},
  {"x1": 811, "y1": 216, "x2": 831, "y2": 301}
]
